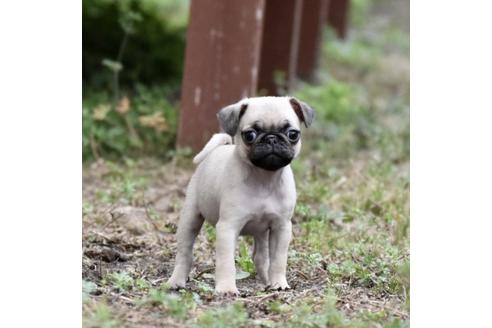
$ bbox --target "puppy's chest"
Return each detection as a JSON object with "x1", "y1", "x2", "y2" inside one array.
[
  {"x1": 252, "y1": 197, "x2": 286, "y2": 216},
  {"x1": 245, "y1": 189, "x2": 295, "y2": 221},
  {"x1": 240, "y1": 197, "x2": 292, "y2": 235}
]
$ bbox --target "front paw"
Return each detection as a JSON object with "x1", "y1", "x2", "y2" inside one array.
[
  {"x1": 267, "y1": 280, "x2": 290, "y2": 291},
  {"x1": 167, "y1": 276, "x2": 187, "y2": 290},
  {"x1": 215, "y1": 284, "x2": 239, "y2": 296}
]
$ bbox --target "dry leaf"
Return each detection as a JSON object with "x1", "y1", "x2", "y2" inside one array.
[
  {"x1": 93, "y1": 104, "x2": 111, "y2": 120},
  {"x1": 116, "y1": 96, "x2": 130, "y2": 114},
  {"x1": 236, "y1": 270, "x2": 250, "y2": 280},
  {"x1": 138, "y1": 111, "x2": 168, "y2": 132}
]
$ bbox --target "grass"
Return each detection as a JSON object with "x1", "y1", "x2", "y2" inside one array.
[
  {"x1": 237, "y1": 237, "x2": 256, "y2": 276},
  {"x1": 83, "y1": 302, "x2": 121, "y2": 328},
  {"x1": 138, "y1": 288, "x2": 199, "y2": 321},
  {"x1": 82, "y1": 0, "x2": 409, "y2": 326},
  {"x1": 82, "y1": 85, "x2": 180, "y2": 161},
  {"x1": 193, "y1": 303, "x2": 248, "y2": 328}
]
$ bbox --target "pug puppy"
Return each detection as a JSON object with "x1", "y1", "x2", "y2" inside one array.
[{"x1": 167, "y1": 96, "x2": 314, "y2": 295}]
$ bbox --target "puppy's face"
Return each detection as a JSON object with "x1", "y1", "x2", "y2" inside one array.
[{"x1": 218, "y1": 97, "x2": 314, "y2": 171}]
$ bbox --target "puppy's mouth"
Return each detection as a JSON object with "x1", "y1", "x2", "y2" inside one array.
[
  {"x1": 249, "y1": 140, "x2": 295, "y2": 171},
  {"x1": 251, "y1": 154, "x2": 291, "y2": 171}
]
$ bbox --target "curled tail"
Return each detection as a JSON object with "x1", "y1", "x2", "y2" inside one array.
[{"x1": 193, "y1": 133, "x2": 233, "y2": 164}]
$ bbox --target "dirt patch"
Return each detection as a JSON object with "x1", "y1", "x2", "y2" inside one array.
[{"x1": 82, "y1": 158, "x2": 408, "y2": 327}]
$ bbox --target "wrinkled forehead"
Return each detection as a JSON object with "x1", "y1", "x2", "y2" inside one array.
[{"x1": 239, "y1": 97, "x2": 300, "y2": 130}]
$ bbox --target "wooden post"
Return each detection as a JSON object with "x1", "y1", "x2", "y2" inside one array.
[
  {"x1": 257, "y1": 0, "x2": 303, "y2": 96},
  {"x1": 327, "y1": 0, "x2": 350, "y2": 39},
  {"x1": 297, "y1": 0, "x2": 330, "y2": 82},
  {"x1": 177, "y1": 0, "x2": 266, "y2": 151}
]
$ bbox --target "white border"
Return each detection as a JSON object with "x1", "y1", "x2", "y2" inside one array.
[
  {"x1": 1, "y1": 0, "x2": 492, "y2": 326},
  {"x1": 0, "y1": 1, "x2": 81, "y2": 326},
  {"x1": 411, "y1": 0, "x2": 492, "y2": 326}
]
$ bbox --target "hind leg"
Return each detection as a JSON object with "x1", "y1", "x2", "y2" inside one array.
[
  {"x1": 167, "y1": 197, "x2": 204, "y2": 289},
  {"x1": 253, "y1": 230, "x2": 270, "y2": 285}
]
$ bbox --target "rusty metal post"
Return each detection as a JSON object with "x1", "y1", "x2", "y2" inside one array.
[
  {"x1": 257, "y1": 0, "x2": 303, "y2": 96},
  {"x1": 177, "y1": 0, "x2": 266, "y2": 151},
  {"x1": 327, "y1": 0, "x2": 350, "y2": 39},
  {"x1": 297, "y1": 0, "x2": 330, "y2": 82}
]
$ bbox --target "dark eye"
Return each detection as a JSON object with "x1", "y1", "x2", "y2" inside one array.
[
  {"x1": 242, "y1": 130, "x2": 257, "y2": 144},
  {"x1": 287, "y1": 129, "x2": 300, "y2": 142}
]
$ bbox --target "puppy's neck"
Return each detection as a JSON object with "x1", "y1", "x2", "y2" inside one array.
[
  {"x1": 246, "y1": 167, "x2": 287, "y2": 196},
  {"x1": 249, "y1": 164, "x2": 285, "y2": 180}
]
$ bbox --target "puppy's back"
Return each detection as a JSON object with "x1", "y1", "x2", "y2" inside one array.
[{"x1": 193, "y1": 133, "x2": 232, "y2": 164}]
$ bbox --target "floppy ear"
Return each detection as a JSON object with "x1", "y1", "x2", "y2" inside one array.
[
  {"x1": 289, "y1": 97, "x2": 314, "y2": 128},
  {"x1": 217, "y1": 102, "x2": 248, "y2": 136}
]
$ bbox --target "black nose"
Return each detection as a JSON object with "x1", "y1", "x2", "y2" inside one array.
[{"x1": 264, "y1": 135, "x2": 277, "y2": 145}]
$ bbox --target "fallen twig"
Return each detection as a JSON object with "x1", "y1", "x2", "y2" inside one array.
[
  {"x1": 294, "y1": 269, "x2": 309, "y2": 280},
  {"x1": 194, "y1": 267, "x2": 214, "y2": 279},
  {"x1": 144, "y1": 204, "x2": 166, "y2": 245}
]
